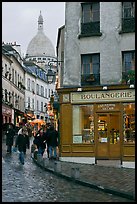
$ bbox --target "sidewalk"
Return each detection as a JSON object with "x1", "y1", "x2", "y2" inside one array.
[{"x1": 32, "y1": 155, "x2": 135, "y2": 201}]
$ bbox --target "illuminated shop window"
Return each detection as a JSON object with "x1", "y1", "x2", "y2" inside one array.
[
  {"x1": 73, "y1": 105, "x2": 94, "y2": 144},
  {"x1": 123, "y1": 103, "x2": 135, "y2": 143}
]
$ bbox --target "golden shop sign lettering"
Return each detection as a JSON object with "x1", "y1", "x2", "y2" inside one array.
[{"x1": 71, "y1": 89, "x2": 135, "y2": 103}]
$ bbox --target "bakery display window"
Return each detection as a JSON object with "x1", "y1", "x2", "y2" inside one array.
[
  {"x1": 73, "y1": 105, "x2": 94, "y2": 144},
  {"x1": 123, "y1": 103, "x2": 135, "y2": 143}
]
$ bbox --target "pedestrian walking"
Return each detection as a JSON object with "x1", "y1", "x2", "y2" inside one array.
[
  {"x1": 45, "y1": 124, "x2": 59, "y2": 160},
  {"x1": 17, "y1": 123, "x2": 24, "y2": 135},
  {"x1": 5, "y1": 124, "x2": 15, "y2": 153},
  {"x1": 44, "y1": 123, "x2": 51, "y2": 158},
  {"x1": 33, "y1": 128, "x2": 46, "y2": 157},
  {"x1": 14, "y1": 126, "x2": 30, "y2": 165}
]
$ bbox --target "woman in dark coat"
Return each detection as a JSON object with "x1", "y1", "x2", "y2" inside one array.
[
  {"x1": 6, "y1": 124, "x2": 15, "y2": 153},
  {"x1": 15, "y1": 126, "x2": 30, "y2": 164}
]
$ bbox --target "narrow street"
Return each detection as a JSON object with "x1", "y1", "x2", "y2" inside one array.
[{"x1": 2, "y1": 140, "x2": 133, "y2": 202}]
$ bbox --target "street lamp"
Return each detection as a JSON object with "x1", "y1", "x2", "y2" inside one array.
[
  {"x1": 47, "y1": 59, "x2": 63, "y2": 84},
  {"x1": 47, "y1": 68, "x2": 55, "y2": 84}
]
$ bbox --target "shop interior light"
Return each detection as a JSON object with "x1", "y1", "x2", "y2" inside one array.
[
  {"x1": 102, "y1": 86, "x2": 107, "y2": 90},
  {"x1": 129, "y1": 84, "x2": 134, "y2": 88},
  {"x1": 77, "y1": 88, "x2": 82, "y2": 92}
]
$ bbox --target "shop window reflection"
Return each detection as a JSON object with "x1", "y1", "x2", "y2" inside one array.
[
  {"x1": 97, "y1": 115, "x2": 107, "y2": 143},
  {"x1": 73, "y1": 105, "x2": 94, "y2": 144},
  {"x1": 123, "y1": 103, "x2": 135, "y2": 143}
]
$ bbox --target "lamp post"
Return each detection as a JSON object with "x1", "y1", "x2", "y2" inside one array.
[
  {"x1": 47, "y1": 60, "x2": 63, "y2": 129},
  {"x1": 47, "y1": 69, "x2": 55, "y2": 84}
]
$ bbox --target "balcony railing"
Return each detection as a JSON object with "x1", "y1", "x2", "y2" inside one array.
[
  {"x1": 81, "y1": 73, "x2": 100, "y2": 86},
  {"x1": 80, "y1": 21, "x2": 101, "y2": 37}
]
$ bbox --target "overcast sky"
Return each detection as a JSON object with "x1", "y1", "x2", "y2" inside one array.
[{"x1": 2, "y1": 2, "x2": 65, "y2": 56}]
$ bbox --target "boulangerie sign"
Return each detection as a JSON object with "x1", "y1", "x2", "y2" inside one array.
[{"x1": 71, "y1": 89, "x2": 135, "y2": 103}]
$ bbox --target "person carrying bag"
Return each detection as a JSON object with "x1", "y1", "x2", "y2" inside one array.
[{"x1": 14, "y1": 126, "x2": 30, "y2": 165}]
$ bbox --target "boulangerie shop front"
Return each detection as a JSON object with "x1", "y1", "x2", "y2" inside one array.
[{"x1": 58, "y1": 87, "x2": 135, "y2": 166}]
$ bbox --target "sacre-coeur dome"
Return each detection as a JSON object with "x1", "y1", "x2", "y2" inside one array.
[{"x1": 26, "y1": 11, "x2": 55, "y2": 58}]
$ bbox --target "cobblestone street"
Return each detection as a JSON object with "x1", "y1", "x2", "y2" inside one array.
[{"x1": 2, "y1": 140, "x2": 134, "y2": 202}]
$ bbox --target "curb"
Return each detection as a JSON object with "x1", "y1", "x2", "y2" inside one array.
[{"x1": 32, "y1": 157, "x2": 135, "y2": 201}]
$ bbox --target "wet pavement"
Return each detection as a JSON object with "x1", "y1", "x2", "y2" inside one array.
[
  {"x1": 2, "y1": 138, "x2": 135, "y2": 202},
  {"x1": 33, "y1": 154, "x2": 135, "y2": 201}
]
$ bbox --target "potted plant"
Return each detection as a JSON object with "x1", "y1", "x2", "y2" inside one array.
[{"x1": 127, "y1": 70, "x2": 135, "y2": 84}]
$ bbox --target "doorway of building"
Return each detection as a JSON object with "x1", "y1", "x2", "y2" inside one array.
[{"x1": 95, "y1": 112, "x2": 121, "y2": 160}]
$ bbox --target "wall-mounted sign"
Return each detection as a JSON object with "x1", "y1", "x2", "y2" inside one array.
[
  {"x1": 73, "y1": 135, "x2": 82, "y2": 143},
  {"x1": 101, "y1": 138, "x2": 107, "y2": 143},
  {"x1": 97, "y1": 103, "x2": 119, "y2": 111},
  {"x1": 71, "y1": 89, "x2": 135, "y2": 103},
  {"x1": 63, "y1": 94, "x2": 70, "y2": 102}
]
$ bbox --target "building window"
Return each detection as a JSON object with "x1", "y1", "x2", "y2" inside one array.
[
  {"x1": 82, "y1": 3, "x2": 99, "y2": 23},
  {"x1": 45, "y1": 88, "x2": 47, "y2": 98},
  {"x1": 32, "y1": 98, "x2": 34, "y2": 110},
  {"x1": 12, "y1": 92, "x2": 14, "y2": 106},
  {"x1": 123, "y1": 103, "x2": 135, "y2": 144},
  {"x1": 37, "y1": 100, "x2": 39, "y2": 111},
  {"x1": 5, "y1": 89, "x2": 8, "y2": 102},
  {"x1": 15, "y1": 71, "x2": 17, "y2": 86},
  {"x1": 122, "y1": 2, "x2": 135, "y2": 18},
  {"x1": 9, "y1": 92, "x2": 11, "y2": 104},
  {"x1": 80, "y1": 2, "x2": 100, "y2": 37},
  {"x1": 18, "y1": 74, "x2": 19, "y2": 87},
  {"x1": 73, "y1": 105, "x2": 94, "y2": 144},
  {"x1": 27, "y1": 78, "x2": 30, "y2": 91},
  {"x1": 121, "y1": 2, "x2": 135, "y2": 33},
  {"x1": 81, "y1": 54, "x2": 100, "y2": 86},
  {"x1": 41, "y1": 102, "x2": 43, "y2": 112},
  {"x1": 36, "y1": 84, "x2": 39, "y2": 95},
  {"x1": 122, "y1": 51, "x2": 135, "y2": 84},
  {"x1": 12, "y1": 69, "x2": 14, "y2": 83},
  {"x1": 41, "y1": 86, "x2": 44, "y2": 97},
  {"x1": 15, "y1": 94, "x2": 18, "y2": 108},
  {"x1": 28, "y1": 97, "x2": 30, "y2": 109},
  {"x1": 32, "y1": 80, "x2": 35, "y2": 93},
  {"x1": 48, "y1": 89, "x2": 50, "y2": 98},
  {"x1": 5, "y1": 64, "x2": 7, "y2": 73}
]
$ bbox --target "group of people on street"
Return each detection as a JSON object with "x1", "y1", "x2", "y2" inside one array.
[
  {"x1": 33, "y1": 123, "x2": 59, "y2": 160},
  {"x1": 4, "y1": 122, "x2": 59, "y2": 165}
]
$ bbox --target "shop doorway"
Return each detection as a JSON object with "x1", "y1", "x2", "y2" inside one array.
[{"x1": 95, "y1": 112, "x2": 121, "y2": 160}]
